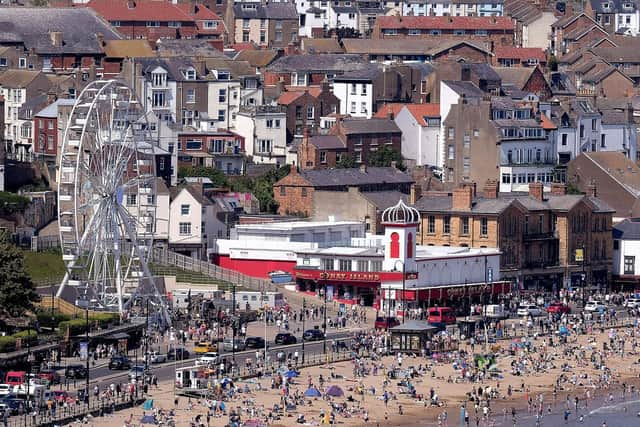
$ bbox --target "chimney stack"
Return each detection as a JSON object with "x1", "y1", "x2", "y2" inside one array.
[
  {"x1": 550, "y1": 182, "x2": 567, "y2": 196},
  {"x1": 452, "y1": 186, "x2": 473, "y2": 211},
  {"x1": 50, "y1": 31, "x2": 63, "y2": 48},
  {"x1": 410, "y1": 183, "x2": 422, "y2": 205},
  {"x1": 386, "y1": 104, "x2": 394, "y2": 120},
  {"x1": 46, "y1": 91, "x2": 57, "y2": 105},
  {"x1": 95, "y1": 32, "x2": 104, "y2": 47},
  {"x1": 528, "y1": 182, "x2": 544, "y2": 202},
  {"x1": 483, "y1": 179, "x2": 498, "y2": 199},
  {"x1": 587, "y1": 181, "x2": 597, "y2": 197},
  {"x1": 127, "y1": 0, "x2": 136, "y2": 9},
  {"x1": 461, "y1": 181, "x2": 476, "y2": 198}
]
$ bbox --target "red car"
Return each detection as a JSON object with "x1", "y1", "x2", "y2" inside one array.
[
  {"x1": 374, "y1": 316, "x2": 400, "y2": 330},
  {"x1": 547, "y1": 303, "x2": 571, "y2": 314}
]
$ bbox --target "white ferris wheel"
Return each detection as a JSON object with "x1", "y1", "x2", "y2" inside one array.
[{"x1": 56, "y1": 79, "x2": 166, "y2": 321}]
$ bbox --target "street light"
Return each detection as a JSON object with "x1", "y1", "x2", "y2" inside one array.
[
  {"x1": 322, "y1": 271, "x2": 327, "y2": 356},
  {"x1": 85, "y1": 300, "x2": 90, "y2": 408},
  {"x1": 232, "y1": 281, "x2": 236, "y2": 368},
  {"x1": 395, "y1": 260, "x2": 406, "y2": 324},
  {"x1": 301, "y1": 297, "x2": 306, "y2": 364}
]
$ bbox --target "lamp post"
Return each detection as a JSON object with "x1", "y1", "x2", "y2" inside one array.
[
  {"x1": 85, "y1": 302, "x2": 90, "y2": 408},
  {"x1": 232, "y1": 281, "x2": 236, "y2": 367},
  {"x1": 301, "y1": 297, "x2": 306, "y2": 363},
  {"x1": 581, "y1": 243, "x2": 586, "y2": 307},
  {"x1": 395, "y1": 260, "x2": 406, "y2": 324},
  {"x1": 322, "y1": 271, "x2": 327, "y2": 356}
]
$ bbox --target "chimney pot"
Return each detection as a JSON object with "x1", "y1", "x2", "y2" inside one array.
[{"x1": 410, "y1": 183, "x2": 422, "y2": 205}]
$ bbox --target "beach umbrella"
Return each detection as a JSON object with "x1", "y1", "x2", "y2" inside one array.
[
  {"x1": 325, "y1": 385, "x2": 344, "y2": 397},
  {"x1": 304, "y1": 387, "x2": 322, "y2": 397},
  {"x1": 142, "y1": 399, "x2": 154, "y2": 410},
  {"x1": 284, "y1": 370, "x2": 299, "y2": 378},
  {"x1": 140, "y1": 415, "x2": 157, "y2": 424}
]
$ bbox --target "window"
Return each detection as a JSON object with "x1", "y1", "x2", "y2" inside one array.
[
  {"x1": 600, "y1": 134, "x2": 606, "y2": 148},
  {"x1": 146, "y1": 21, "x2": 160, "y2": 27},
  {"x1": 218, "y1": 88, "x2": 226, "y2": 103},
  {"x1": 591, "y1": 118, "x2": 597, "y2": 130},
  {"x1": 179, "y1": 222, "x2": 191, "y2": 236},
  {"x1": 430, "y1": 29, "x2": 441, "y2": 35},
  {"x1": 624, "y1": 256, "x2": 635, "y2": 275},
  {"x1": 307, "y1": 106, "x2": 314, "y2": 120},
  {"x1": 260, "y1": 31, "x2": 266, "y2": 43},
  {"x1": 361, "y1": 84, "x2": 367, "y2": 95},
  {"x1": 257, "y1": 139, "x2": 272, "y2": 154},
  {"x1": 266, "y1": 119, "x2": 280, "y2": 128},
  {"x1": 339, "y1": 259, "x2": 351, "y2": 271},
  {"x1": 275, "y1": 20, "x2": 283, "y2": 29},
  {"x1": 427, "y1": 216, "x2": 435, "y2": 233},
  {"x1": 218, "y1": 110, "x2": 226, "y2": 122},
  {"x1": 47, "y1": 135, "x2": 54, "y2": 150},
  {"x1": 360, "y1": 102, "x2": 367, "y2": 114},
  {"x1": 112, "y1": 21, "x2": 121, "y2": 27},
  {"x1": 453, "y1": 30, "x2": 466, "y2": 35},
  {"x1": 294, "y1": 73, "x2": 307, "y2": 86},
  {"x1": 301, "y1": 187, "x2": 308, "y2": 197},
  {"x1": 168, "y1": 21, "x2": 182, "y2": 28},
  {"x1": 127, "y1": 194, "x2": 137, "y2": 206},
  {"x1": 475, "y1": 30, "x2": 487, "y2": 36},
  {"x1": 561, "y1": 133, "x2": 567, "y2": 146},
  {"x1": 355, "y1": 151, "x2": 362, "y2": 163},
  {"x1": 408, "y1": 29, "x2": 422, "y2": 35},
  {"x1": 186, "y1": 88, "x2": 195, "y2": 103},
  {"x1": 203, "y1": 20, "x2": 218, "y2": 29},
  {"x1": 180, "y1": 204, "x2": 190, "y2": 216},
  {"x1": 242, "y1": 32, "x2": 250, "y2": 42},
  {"x1": 242, "y1": 19, "x2": 250, "y2": 29},
  {"x1": 152, "y1": 91, "x2": 165, "y2": 108},
  {"x1": 443, "y1": 216, "x2": 451, "y2": 234},
  {"x1": 185, "y1": 139, "x2": 202, "y2": 150},
  {"x1": 275, "y1": 31, "x2": 283, "y2": 42},
  {"x1": 18, "y1": 58, "x2": 26, "y2": 68},
  {"x1": 320, "y1": 151, "x2": 326, "y2": 163},
  {"x1": 384, "y1": 29, "x2": 398, "y2": 35},
  {"x1": 480, "y1": 217, "x2": 488, "y2": 236},
  {"x1": 448, "y1": 145, "x2": 454, "y2": 160},
  {"x1": 350, "y1": 102, "x2": 356, "y2": 114},
  {"x1": 448, "y1": 127, "x2": 455, "y2": 139},
  {"x1": 461, "y1": 217, "x2": 469, "y2": 235},
  {"x1": 280, "y1": 186, "x2": 286, "y2": 196},
  {"x1": 321, "y1": 258, "x2": 334, "y2": 270},
  {"x1": 350, "y1": 83, "x2": 357, "y2": 95},
  {"x1": 211, "y1": 139, "x2": 224, "y2": 153},
  {"x1": 613, "y1": 240, "x2": 620, "y2": 250}
]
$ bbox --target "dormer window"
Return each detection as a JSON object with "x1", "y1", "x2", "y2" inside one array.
[
  {"x1": 184, "y1": 68, "x2": 196, "y2": 80},
  {"x1": 151, "y1": 70, "x2": 167, "y2": 87},
  {"x1": 242, "y1": 3, "x2": 257, "y2": 9},
  {"x1": 217, "y1": 71, "x2": 230, "y2": 80},
  {"x1": 203, "y1": 20, "x2": 218, "y2": 29},
  {"x1": 602, "y1": 2, "x2": 610, "y2": 9},
  {"x1": 624, "y1": 2, "x2": 633, "y2": 8}
]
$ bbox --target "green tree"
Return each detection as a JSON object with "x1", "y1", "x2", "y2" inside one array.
[
  {"x1": 229, "y1": 165, "x2": 290, "y2": 214},
  {"x1": 369, "y1": 146, "x2": 406, "y2": 170},
  {"x1": 177, "y1": 166, "x2": 228, "y2": 187},
  {"x1": 0, "y1": 233, "x2": 39, "y2": 317},
  {"x1": 336, "y1": 155, "x2": 356, "y2": 169}
]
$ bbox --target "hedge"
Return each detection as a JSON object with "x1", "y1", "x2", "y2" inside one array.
[
  {"x1": 36, "y1": 311, "x2": 71, "y2": 329},
  {"x1": 57, "y1": 319, "x2": 88, "y2": 337},
  {"x1": 12, "y1": 329, "x2": 38, "y2": 345},
  {"x1": 0, "y1": 336, "x2": 16, "y2": 352}
]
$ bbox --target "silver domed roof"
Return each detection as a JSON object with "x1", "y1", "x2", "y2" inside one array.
[{"x1": 381, "y1": 199, "x2": 419, "y2": 225}]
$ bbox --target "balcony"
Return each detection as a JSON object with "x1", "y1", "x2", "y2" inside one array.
[{"x1": 523, "y1": 231, "x2": 558, "y2": 241}]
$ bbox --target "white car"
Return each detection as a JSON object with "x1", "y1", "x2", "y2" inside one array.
[
  {"x1": 584, "y1": 301, "x2": 606, "y2": 312},
  {"x1": 516, "y1": 304, "x2": 542, "y2": 317},
  {"x1": 195, "y1": 352, "x2": 218, "y2": 367},
  {"x1": 149, "y1": 351, "x2": 166, "y2": 364},
  {"x1": 624, "y1": 298, "x2": 640, "y2": 309},
  {"x1": 0, "y1": 384, "x2": 11, "y2": 397}
]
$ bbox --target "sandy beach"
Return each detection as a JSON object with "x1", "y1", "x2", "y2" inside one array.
[{"x1": 59, "y1": 319, "x2": 640, "y2": 427}]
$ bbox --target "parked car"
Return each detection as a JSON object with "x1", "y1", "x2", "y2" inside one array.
[
  {"x1": 166, "y1": 348, "x2": 190, "y2": 360},
  {"x1": 64, "y1": 365, "x2": 88, "y2": 379},
  {"x1": 193, "y1": 341, "x2": 217, "y2": 354},
  {"x1": 303, "y1": 329, "x2": 324, "y2": 341},
  {"x1": 149, "y1": 351, "x2": 167, "y2": 364},
  {"x1": 274, "y1": 333, "x2": 297, "y2": 345},
  {"x1": 244, "y1": 337, "x2": 266, "y2": 349},
  {"x1": 374, "y1": 316, "x2": 400, "y2": 330},
  {"x1": 547, "y1": 302, "x2": 571, "y2": 314},
  {"x1": 194, "y1": 352, "x2": 219, "y2": 367},
  {"x1": 109, "y1": 356, "x2": 132, "y2": 370},
  {"x1": 584, "y1": 301, "x2": 606, "y2": 312},
  {"x1": 0, "y1": 385, "x2": 11, "y2": 397},
  {"x1": 624, "y1": 298, "x2": 640, "y2": 309},
  {"x1": 516, "y1": 304, "x2": 543, "y2": 317},
  {"x1": 222, "y1": 338, "x2": 246, "y2": 352}
]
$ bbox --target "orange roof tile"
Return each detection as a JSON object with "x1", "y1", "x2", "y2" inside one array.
[
  {"x1": 405, "y1": 103, "x2": 440, "y2": 125},
  {"x1": 540, "y1": 114, "x2": 557, "y2": 130},
  {"x1": 277, "y1": 91, "x2": 305, "y2": 105},
  {"x1": 374, "y1": 103, "x2": 406, "y2": 119},
  {"x1": 377, "y1": 16, "x2": 514, "y2": 31},
  {"x1": 87, "y1": 0, "x2": 194, "y2": 22}
]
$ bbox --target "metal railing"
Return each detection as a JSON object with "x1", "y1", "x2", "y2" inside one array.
[{"x1": 152, "y1": 248, "x2": 275, "y2": 293}]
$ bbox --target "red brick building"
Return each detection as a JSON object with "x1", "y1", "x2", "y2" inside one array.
[
  {"x1": 372, "y1": 16, "x2": 515, "y2": 50},
  {"x1": 276, "y1": 84, "x2": 340, "y2": 143},
  {"x1": 328, "y1": 117, "x2": 402, "y2": 165},
  {"x1": 87, "y1": 0, "x2": 224, "y2": 40},
  {"x1": 493, "y1": 47, "x2": 547, "y2": 68},
  {"x1": 550, "y1": 12, "x2": 603, "y2": 56},
  {"x1": 296, "y1": 130, "x2": 346, "y2": 170}
]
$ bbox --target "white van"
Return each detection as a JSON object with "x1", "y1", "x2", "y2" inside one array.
[{"x1": 484, "y1": 304, "x2": 509, "y2": 319}]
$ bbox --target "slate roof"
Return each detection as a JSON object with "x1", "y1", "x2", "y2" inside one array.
[
  {"x1": 234, "y1": 49, "x2": 279, "y2": 67},
  {"x1": 34, "y1": 98, "x2": 76, "y2": 118},
  {"x1": 494, "y1": 47, "x2": 546, "y2": 62},
  {"x1": 156, "y1": 39, "x2": 227, "y2": 58},
  {"x1": 361, "y1": 191, "x2": 409, "y2": 209},
  {"x1": 333, "y1": 66, "x2": 381, "y2": 81},
  {"x1": 301, "y1": 38, "x2": 344, "y2": 54},
  {"x1": 338, "y1": 118, "x2": 401, "y2": 135},
  {"x1": 493, "y1": 66, "x2": 537, "y2": 90},
  {"x1": 136, "y1": 57, "x2": 200, "y2": 81},
  {"x1": 292, "y1": 167, "x2": 414, "y2": 188},
  {"x1": 0, "y1": 8, "x2": 121, "y2": 55},
  {"x1": 341, "y1": 38, "x2": 491, "y2": 56},
  {"x1": 613, "y1": 218, "x2": 640, "y2": 240},
  {"x1": 267, "y1": 54, "x2": 368, "y2": 73},
  {"x1": 441, "y1": 80, "x2": 484, "y2": 97},
  {"x1": 589, "y1": 0, "x2": 638, "y2": 14},
  {"x1": 308, "y1": 135, "x2": 346, "y2": 150},
  {"x1": 233, "y1": 2, "x2": 298, "y2": 20},
  {"x1": 376, "y1": 15, "x2": 514, "y2": 31}
]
